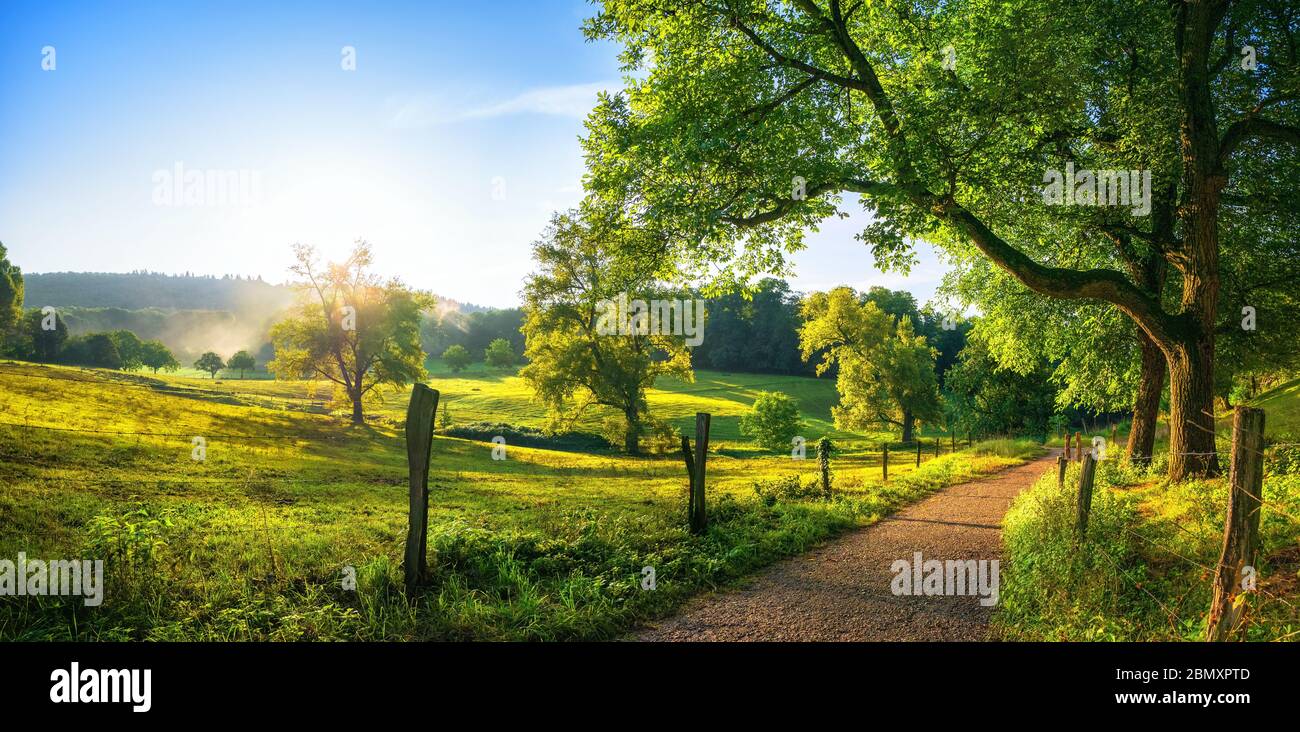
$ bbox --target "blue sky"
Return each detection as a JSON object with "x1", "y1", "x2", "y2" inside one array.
[{"x1": 0, "y1": 0, "x2": 947, "y2": 308}]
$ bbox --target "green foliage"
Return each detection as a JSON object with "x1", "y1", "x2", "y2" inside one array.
[
  {"x1": 228, "y1": 349, "x2": 256, "y2": 378},
  {"x1": 997, "y1": 459, "x2": 1300, "y2": 641},
  {"x1": 692, "y1": 278, "x2": 810, "y2": 376},
  {"x1": 421, "y1": 307, "x2": 525, "y2": 366},
  {"x1": 139, "y1": 340, "x2": 179, "y2": 374},
  {"x1": 816, "y1": 436, "x2": 834, "y2": 494},
  {"x1": 943, "y1": 336, "x2": 1056, "y2": 440},
  {"x1": 800, "y1": 287, "x2": 941, "y2": 440},
  {"x1": 442, "y1": 344, "x2": 472, "y2": 372},
  {"x1": 738, "y1": 391, "x2": 803, "y2": 452},
  {"x1": 483, "y1": 338, "x2": 516, "y2": 370},
  {"x1": 519, "y1": 208, "x2": 692, "y2": 455},
  {"x1": 70, "y1": 333, "x2": 123, "y2": 370},
  {"x1": 440, "y1": 421, "x2": 609, "y2": 453},
  {"x1": 194, "y1": 351, "x2": 224, "y2": 378},
  {"x1": 13, "y1": 308, "x2": 67, "y2": 361},
  {"x1": 0, "y1": 242, "x2": 23, "y2": 334},
  {"x1": 107, "y1": 329, "x2": 145, "y2": 371},
  {"x1": 268, "y1": 242, "x2": 428, "y2": 422}
]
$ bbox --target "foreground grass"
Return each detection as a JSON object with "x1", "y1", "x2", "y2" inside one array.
[
  {"x1": 0, "y1": 361, "x2": 1036, "y2": 641},
  {"x1": 995, "y1": 458, "x2": 1300, "y2": 641}
]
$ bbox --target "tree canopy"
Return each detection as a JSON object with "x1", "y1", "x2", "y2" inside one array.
[
  {"x1": 799, "y1": 287, "x2": 941, "y2": 442},
  {"x1": 519, "y1": 208, "x2": 693, "y2": 454},
  {"x1": 268, "y1": 242, "x2": 428, "y2": 423},
  {"x1": 582, "y1": 0, "x2": 1300, "y2": 480}
]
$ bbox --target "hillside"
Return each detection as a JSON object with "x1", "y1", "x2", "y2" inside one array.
[
  {"x1": 23, "y1": 271, "x2": 295, "y2": 311},
  {"x1": 1253, "y1": 376, "x2": 1300, "y2": 439}
]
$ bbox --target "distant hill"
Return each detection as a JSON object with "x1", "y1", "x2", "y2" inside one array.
[
  {"x1": 22, "y1": 271, "x2": 475, "y2": 362},
  {"x1": 23, "y1": 271, "x2": 295, "y2": 312}
]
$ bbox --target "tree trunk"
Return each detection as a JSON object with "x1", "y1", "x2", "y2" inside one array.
[
  {"x1": 351, "y1": 393, "x2": 365, "y2": 425},
  {"x1": 1166, "y1": 335, "x2": 1220, "y2": 480},
  {"x1": 1161, "y1": 0, "x2": 1224, "y2": 482},
  {"x1": 1126, "y1": 330, "x2": 1164, "y2": 466},
  {"x1": 624, "y1": 408, "x2": 641, "y2": 456},
  {"x1": 900, "y1": 409, "x2": 914, "y2": 443}
]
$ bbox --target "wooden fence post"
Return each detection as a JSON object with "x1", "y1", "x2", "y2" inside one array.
[
  {"x1": 690, "y1": 412, "x2": 711, "y2": 534},
  {"x1": 1073, "y1": 432, "x2": 1083, "y2": 462},
  {"x1": 1206, "y1": 406, "x2": 1265, "y2": 642},
  {"x1": 882, "y1": 443, "x2": 889, "y2": 482},
  {"x1": 1075, "y1": 452, "x2": 1097, "y2": 539},
  {"x1": 951, "y1": 433, "x2": 956, "y2": 452},
  {"x1": 1057, "y1": 453, "x2": 1067, "y2": 489},
  {"x1": 915, "y1": 440, "x2": 921, "y2": 468},
  {"x1": 680, "y1": 435, "x2": 696, "y2": 528},
  {"x1": 935, "y1": 438, "x2": 940, "y2": 458},
  {"x1": 404, "y1": 384, "x2": 439, "y2": 592}
]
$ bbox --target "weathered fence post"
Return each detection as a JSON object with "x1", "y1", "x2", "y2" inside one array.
[
  {"x1": 1057, "y1": 453, "x2": 1068, "y2": 489},
  {"x1": 680, "y1": 435, "x2": 696, "y2": 528},
  {"x1": 915, "y1": 440, "x2": 921, "y2": 468},
  {"x1": 1073, "y1": 432, "x2": 1083, "y2": 462},
  {"x1": 404, "y1": 383, "x2": 439, "y2": 593},
  {"x1": 951, "y1": 433, "x2": 956, "y2": 452},
  {"x1": 935, "y1": 438, "x2": 940, "y2": 458},
  {"x1": 691, "y1": 412, "x2": 711, "y2": 534},
  {"x1": 1075, "y1": 452, "x2": 1097, "y2": 539},
  {"x1": 1206, "y1": 406, "x2": 1265, "y2": 642},
  {"x1": 882, "y1": 443, "x2": 889, "y2": 482}
]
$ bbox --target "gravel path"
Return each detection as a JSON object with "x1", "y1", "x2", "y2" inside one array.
[{"x1": 636, "y1": 451, "x2": 1056, "y2": 641}]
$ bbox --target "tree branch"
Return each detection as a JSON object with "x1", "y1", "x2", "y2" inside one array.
[{"x1": 1218, "y1": 117, "x2": 1300, "y2": 165}]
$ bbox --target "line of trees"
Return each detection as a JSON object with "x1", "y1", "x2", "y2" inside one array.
[{"x1": 579, "y1": 0, "x2": 1300, "y2": 480}]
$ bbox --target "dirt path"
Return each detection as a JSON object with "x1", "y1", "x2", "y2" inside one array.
[{"x1": 637, "y1": 451, "x2": 1058, "y2": 641}]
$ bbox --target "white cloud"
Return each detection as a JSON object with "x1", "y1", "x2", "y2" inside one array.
[{"x1": 388, "y1": 81, "x2": 618, "y2": 128}]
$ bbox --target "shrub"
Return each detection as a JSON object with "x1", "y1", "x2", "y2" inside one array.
[
  {"x1": 440, "y1": 421, "x2": 608, "y2": 453},
  {"x1": 442, "y1": 345, "x2": 472, "y2": 373},
  {"x1": 484, "y1": 338, "x2": 516, "y2": 369},
  {"x1": 738, "y1": 391, "x2": 803, "y2": 452}
]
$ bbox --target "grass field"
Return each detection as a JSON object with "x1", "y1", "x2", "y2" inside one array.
[
  {"x1": 159, "y1": 359, "x2": 915, "y2": 446},
  {"x1": 0, "y1": 359, "x2": 1035, "y2": 641}
]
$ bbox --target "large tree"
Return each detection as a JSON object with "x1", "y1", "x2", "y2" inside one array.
[
  {"x1": 584, "y1": 0, "x2": 1300, "y2": 480},
  {"x1": 519, "y1": 208, "x2": 693, "y2": 454},
  {"x1": 800, "y1": 287, "x2": 941, "y2": 442},
  {"x1": 0, "y1": 242, "x2": 23, "y2": 335},
  {"x1": 268, "y1": 242, "x2": 428, "y2": 424}
]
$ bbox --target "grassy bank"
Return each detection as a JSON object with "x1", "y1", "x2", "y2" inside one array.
[{"x1": 995, "y1": 457, "x2": 1300, "y2": 641}]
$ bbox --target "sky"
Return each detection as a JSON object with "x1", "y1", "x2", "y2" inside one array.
[{"x1": 0, "y1": 0, "x2": 949, "y2": 309}]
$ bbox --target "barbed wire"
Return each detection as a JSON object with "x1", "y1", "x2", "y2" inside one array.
[{"x1": 1090, "y1": 542, "x2": 1186, "y2": 632}]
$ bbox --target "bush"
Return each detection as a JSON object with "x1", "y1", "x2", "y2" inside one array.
[
  {"x1": 484, "y1": 338, "x2": 516, "y2": 369},
  {"x1": 752, "y1": 474, "x2": 826, "y2": 505},
  {"x1": 738, "y1": 391, "x2": 803, "y2": 452},
  {"x1": 442, "y1": 344, "x2": 472, "y2": 373},
  {"x1": 440, "y1": 422, "x2": 608, "y2": 453}
]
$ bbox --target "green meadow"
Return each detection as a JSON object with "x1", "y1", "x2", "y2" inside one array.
[{"x1": 0, "y1": 359, "x2": 1035, "y2": 640}]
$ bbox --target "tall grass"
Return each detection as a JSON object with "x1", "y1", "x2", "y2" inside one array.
[{"x1": 995, "y1": 458, "x2": 1300, "y2": 641}]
